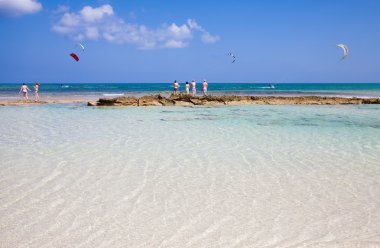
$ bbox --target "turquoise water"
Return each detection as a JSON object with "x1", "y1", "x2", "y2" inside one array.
[
  {"x1": 1, "y1": 104, "x2": 380, "y2": 247},
  {"x1": 1, "y1": 83, "x2": 380, "y2": 101}
]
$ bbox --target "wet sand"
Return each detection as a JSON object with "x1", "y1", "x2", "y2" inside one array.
[{"x1": 0, "y1": 99, "x2": 89, "y2": 106}]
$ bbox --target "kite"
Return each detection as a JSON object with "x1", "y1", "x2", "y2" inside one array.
[
  {"x1": 337, "y1": 44, "x2": 349, "y2": 60},
  {"x1": 76, "y1": 43, "x2": 85, "y2": 52},
  {"x1": 70, "y1": 53, "x2": 79, "y2": 62},
  {"x1": 228, "y1": 52, "x2": 236, "y2": 63}
]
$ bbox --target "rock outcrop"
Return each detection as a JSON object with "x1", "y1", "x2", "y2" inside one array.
[
  {"x1": 88, "y1": 94, "x2": 380, "y2": 107},
  {"x1": 94, "y1": 96, "x2": 138, "y2": 106}
]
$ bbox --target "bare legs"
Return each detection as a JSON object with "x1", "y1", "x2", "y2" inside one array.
[{"x1": 22, "y1": 92, "x2": 28, "y2": 100}]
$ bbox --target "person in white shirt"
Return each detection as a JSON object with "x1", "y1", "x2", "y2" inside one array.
[
  {"x1": 19, "y1": 83, "x2": 31, "y2": 100},
  {"x1": 185, "y1": 81, "x2": 190, "y2": 95}
]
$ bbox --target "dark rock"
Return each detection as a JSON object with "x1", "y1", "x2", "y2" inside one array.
[
  {"x1": 88, "y1": 95, "x2": 380, "y2": 107},
  {"x1": 95, "y1": 96, "x2": 138, "y2": 106},
  {"x1": 138, "y1": 95, "x2": 162, "y2": 106}
]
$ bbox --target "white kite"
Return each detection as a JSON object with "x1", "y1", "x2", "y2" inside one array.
[
  {"x1": 337, "y1": 44, "x2": 349, "y2": 60},
  {"x1": 76, "y1": 43, "x2": 85, "y2": 52},
  {"x1": 228, "y1": 52, "x2": 236, "y2": 63}
]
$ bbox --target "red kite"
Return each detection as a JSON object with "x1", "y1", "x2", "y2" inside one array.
[{"x1": 70, "y1": 53, "x2": 79, "y2": 61}]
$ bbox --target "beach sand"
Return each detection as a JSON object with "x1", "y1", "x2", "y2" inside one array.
[{"x1": 0, "y1": 99, "x2": 89, "y2": 106}]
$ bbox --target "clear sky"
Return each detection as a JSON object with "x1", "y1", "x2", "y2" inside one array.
[{"x1": 0, "y1": 0, "x2": 379, "y2": 83}]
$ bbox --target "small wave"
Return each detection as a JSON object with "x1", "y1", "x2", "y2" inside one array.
[{"x1": 102, "y1": 93, "x2": 125, "y2": 97}]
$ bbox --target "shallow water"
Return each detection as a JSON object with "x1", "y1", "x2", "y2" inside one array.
[
  {"x1": 1, "y1": 83, "x2": 380, "y2": 101},
  {"x1": 0, "y1": 104, "x2": 380, "y2": 247}
]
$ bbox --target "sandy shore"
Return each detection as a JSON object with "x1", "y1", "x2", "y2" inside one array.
[
  {"x1": 88, "y1": 95, "x2": 380, "y2": 106},
  {"x1": 0, "y1": 99, "x2": 89, "y2": 106}
]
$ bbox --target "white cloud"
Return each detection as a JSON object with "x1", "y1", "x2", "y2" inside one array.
[
  {"x1": 80, "y1": 5, "x2": 113, "y2": 22},
  {"x1": 187, "y1": 19, "x2": 220, "y2": 43},
  {"x1": 187, "y1": 19, "x2": 201, "y2": 30},
  {"x1": 85, "y1": 27, "x2": 99, "y2": 40},
  {"x1": 60, "y1": 13, "x2": 80, "y2": 26},
  {"x1": 201, "y1": 32, "x2": 220, "y2": 43},
  {"x1": 52, "y1": 4, "x2": 219, "y2": 49},
  {"x1": 164, "y1": 40, "x2": 188, "y2": 49},
  {"x1": 167, "y1": 23, "x2": 192, "y2": 40},
  {"x1": 0, "y1": 0, "x2": 41, "y2": 16}
]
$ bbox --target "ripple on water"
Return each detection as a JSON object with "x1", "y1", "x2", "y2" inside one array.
[{"x1": 0, "y1": 104, "x2": 380, "y2": 247}]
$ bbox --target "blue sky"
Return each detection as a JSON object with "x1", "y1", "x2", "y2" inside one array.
[{"x1": 0, "y1": 0, "x2": 379, "y2": 83}]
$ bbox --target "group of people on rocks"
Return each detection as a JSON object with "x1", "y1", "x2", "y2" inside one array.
[
  {"x1": 19, "y1": 82, "x2": 40, "y2": 101},
  {"x1": 18, "y1": 80, "x2": 208, "y2": 101},
  {"x1": 173, "y1": 80, "x2": 208, "y2": 97}
]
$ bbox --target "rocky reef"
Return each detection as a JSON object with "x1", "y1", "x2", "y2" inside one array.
[{"x1": 88, "y1": 95, "x2": 380, "y2": 107}]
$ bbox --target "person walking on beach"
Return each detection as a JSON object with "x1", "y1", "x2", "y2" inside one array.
[
  {"x1": 185, "y1": 81, "x2": 190, "y2": 95},
  {"x1": 34, "y1": 82, "x2": 40, "y2": 101},
  {"x1": 191, "y1": 80, "x2": 196, "y2": 97},
  {"x1": 19, "y1": 83, "x2": 31, "y2": 100},
  {"x1": 173, "y1": 80, "x2": 179, "y2": 95},
  {"x1": 202, "y1": 80, "x2": 208, "y2": 96}
]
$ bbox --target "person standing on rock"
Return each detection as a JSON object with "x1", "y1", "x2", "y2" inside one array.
[
  {"x1": 185, "y1": 82, "x2": 190, "y2": 95},
  {"x1": 173, "y1": 80, "x2": 179, "y2": 96},
  {"x1": 202, "y1": 80, "x2": 208, "y2": 96},
  {"x1": 191, "y1": 80, "x2": 196, "y2": 97},
  {"x1": 19, "y1": 83, "x2": 31, "y2": 100}
]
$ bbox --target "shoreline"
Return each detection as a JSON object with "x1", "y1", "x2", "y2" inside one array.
[
  {"x1": 1, "y1": 95, "x2": 380, "y2": 106},
  {"x1": 0, "y1": 99, "x2": 89, "y2": 106}
]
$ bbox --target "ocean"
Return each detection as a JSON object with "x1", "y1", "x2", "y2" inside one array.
[
  {"x1": 0, "y1": 101, "x2": 379, "y2": 247},
  {"x1": 1, "y1": 83, "x2": 380, "y2": 101}
]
